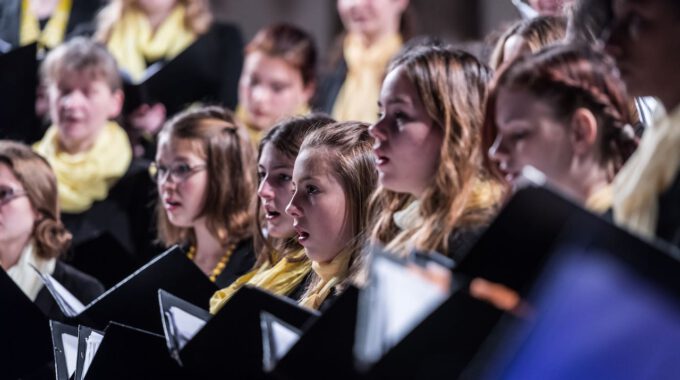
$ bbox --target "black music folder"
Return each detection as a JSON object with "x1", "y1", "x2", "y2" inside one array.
[
  {"x1": 50, "y1": 320, "x2": 79, "y2": 380},
  {"x1": 464, "y1": 201, "x2": 680, "y2": 379},
  {"x1": 0, "y1": 42, "x2": 41, "y2": 143},
  {"x1": 265, "y1": 286, "x2": 360, "y2": 380},
  {"x1": 159, "y1": 286, "x2": 318, "y2": 378},
  {"x1": 76, "y1": 322, "x2": 188, "y2": 380},
  {"x1": 0, "y1": 268, "x2": 53, "y2": 379},
  {"x1": 122, "y1": 23, "x2": 241, "y2": 116},
  {"x1": 354, "y1": 183, "x2": 607, "y2": 379},
  {"x1": 35, "y1": 245, "x2": 217, "y2": 333}
]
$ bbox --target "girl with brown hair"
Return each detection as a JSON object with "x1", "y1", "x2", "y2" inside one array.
[
  {"x1": 0, "y1": 141, "x2": 103, "y2": 319},
  {"x1": 369, "y1": 44, "x2": 503, "y2": 262},
  {"x1": 236, "y1": 23, "x2": 318, "y2": 144},
  {"x1": 286, "y1": 121, "x2": 378, "y2": 310},
  {"x1": 209, "y1": 114, "x2": 335, "y2": 314},
  {"x1": 484, "y1": 44, "x2": 638, "y2": 212},
  {"x1": 153, "y1": 105, "x2": 256, "y2": 288},
  {"x1": 489, "y1": 15, "x2": 567, "y2": 70}
]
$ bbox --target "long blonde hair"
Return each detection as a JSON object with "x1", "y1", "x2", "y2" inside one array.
[
  {"x1": 95, "y1": 0, "x2": 212, "y2": 42},
  {"x1": 368, "y1": 45, "x2": 503, "y2": 258}
]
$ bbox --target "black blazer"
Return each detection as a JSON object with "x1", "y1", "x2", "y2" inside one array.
[
  {"x1": 206, "y1": 238, "x2": 256, "y2": 289},
  {"x1": 312, "y1": 56, "x2": 347, "y2": 116},
  {"x1": 0, "y1": 0, "x2": 104, "y2": 49},
  {"x1": 447, "y1": 226, "x2": 486, "y2": 264},
  {"x1": 657, "y1": 168, "x2": 680, "y2": 249},
  {"x1": 34, "y1": 260, "x2": 105, "y2": 321},
  {"x1": 61, "y1": 159, "x2": 157, "y2": 288}
]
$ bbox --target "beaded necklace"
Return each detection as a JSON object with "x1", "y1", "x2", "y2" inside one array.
[{"x1": 187, "y1": 243, "x2": 236, "y2": 283}]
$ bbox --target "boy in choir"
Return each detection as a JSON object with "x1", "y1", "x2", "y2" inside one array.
[
  {"x1": 33, "y1": 37, "x2": 156, "y2": 287},
  {"x1": 286, "y1": 121, "x2": 378, "y2": 310}
]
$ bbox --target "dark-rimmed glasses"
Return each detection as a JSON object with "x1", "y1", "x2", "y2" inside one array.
[{"x1": 148, "y1": 161, "x2": 207, "y2": 184}]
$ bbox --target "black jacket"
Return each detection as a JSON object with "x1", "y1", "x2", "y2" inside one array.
[
  {"x1": 61, "y1": 159, "x2": 157, "y2": 288},
  {"x1": 657, "y1": 168, "x2": 680, "y2": 249},
  {"x1": 0, "y1": 0, "x2": 104, "y2": 50}
]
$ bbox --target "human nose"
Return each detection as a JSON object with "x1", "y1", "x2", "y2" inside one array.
[
  {"x1": 60, "y1": 90, "x2": 86, "y2": 109},
  {"x1": 257, "y1": 175, "x2": 275, "y2": 200},
  {"x1": 488, "y1": 135, "x2": 509, "y2": 165},
  {"x1": 369, "y1": 119, "x2": 388, "y2": 146},
  {"x1": 285, "y1": 190, "x2": 302, "y2": 218}
]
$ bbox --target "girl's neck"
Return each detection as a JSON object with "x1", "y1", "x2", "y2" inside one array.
[
  {"x1": 357, "y1": 26, "x2": 399, "y2": 49},
  {"x1": 30, "y1": 0, "x2": 60, "y2": 20},
  {"x1": 193, "y1": 221, "x2": 225, "y2": 260},
  {"x1": 567, "y1": 164, "x2": 610, "y2": 205},
  {"x1": 144, "y1": 6, "x2": 176, "y2": 33},
  {"x1": 0, "y1": 236, "x2": 32, "y2": 271}
]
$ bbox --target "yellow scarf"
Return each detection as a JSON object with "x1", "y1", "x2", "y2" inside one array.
[
  {"x1": 209, "y1": 250, "x2": 312, "y2": 314},
  {"x1": 299, "y1": 249, "x2": 352, "y2": 310},
  {"x1": 613, "y1": 104, "x2": 680, "y2": 238},
  {"x1": 19, "y1": 0, "x2": 72, "y2": 50},
  {"x1": 585, "y1": 184, "x2": 613, "y2": 214},
  {"x1": 106, "y1": 6, "x2": 196, "y2": 82},
  {"x1": 235, "y1": 103, "x2": 311, "y2": 147},
  {"x1": 332, "y1": 33, "x2": 402, "y2": 123},
  {"x1": 33, "y1": 122, "x2": 132, "y2": 213}
]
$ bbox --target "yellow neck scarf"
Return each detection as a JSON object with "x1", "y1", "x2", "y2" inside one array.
[
  {"x1": 33, "y1": 121, "x2": 132, "y2": 213},
  {"x1": 20, "y1": 0, "x2": 72, "y2": 50},
  {"x1": 331, "y1": 33, "x2": 402, "y2": 123},
  {"x1": 613, "y1": 104, "x2": 680, "y2": 238},
  {"x1": 209, "y1": 250, "x2": 312, "y2": 314},
  {"x1": 106, "y1": 6, "x2": 196, "y2": 82},
  {"x1": 584, "y1": 184, "x2": 613, "y2": 214},
  {"x1": 299, "y1": 249, "x2": 352, "y2": 310}
]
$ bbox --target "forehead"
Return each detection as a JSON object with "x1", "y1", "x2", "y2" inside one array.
[
  {"x1": 293, "y1": 148, "x2": 334, "y2": 177},
  {"x1": 243, "y1": 51, "x2": 299, "y2": 79},
  {"x1": 53, "y1": 67, "x2": 111, "y2": 88},
  {"x1": 156, "y1": 136, "x2": 205, "y2": 162},
  {"x1": 0, "y1": 162, "x2": 20, "y2": 185},
  {"x1": 259, "y1": 143, "x2": 294, "y2": 167},
  {"x1": 496, "y1": 88, "x2": 556, "y2": 125},
  {"x1": 380, "y1": 66, "x2": 418, "y2": 105}
]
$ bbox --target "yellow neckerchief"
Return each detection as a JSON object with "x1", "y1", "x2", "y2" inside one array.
[
  {"x1": 613, "y1": 104, "x2": 680, "y2": 238},
  {"x1": 209, "y1": 249, "x2": 312, "y2": 314},
  {"x1": 235, "y1": 103, "x2": 311, "y2": 147},
  {"x1": 393, "y1": 199, "x2": 421, "y2": 230},
  {"x1": 20, "y1": 0, "x2": 72, "y2": 50},
  {"x1": 331, "y1": 33, "x2": 402, "y2": 123},
  {"x1": 299, "y1": 249, "x2": 352, "y2": 310},
  {"x1": 584, "y1": 184, "x2": 613, "y2": 214},
  {"x1": 106, "y1": 5, "x2": 196, "y2": 82},
  {"x1": 6, "y1": 240, "x2": 56, "y2": 301},
  {"x1": 33, "y1": 121, "x2": 132, "y2": 213}
]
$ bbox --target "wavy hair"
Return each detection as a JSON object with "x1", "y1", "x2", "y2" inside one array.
[{"x1": 368, "y1": 45, "x2": 504, "y2": 258}]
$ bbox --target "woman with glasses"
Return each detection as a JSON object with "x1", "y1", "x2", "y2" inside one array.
[
  {"x1": 152, "y1": 105, "x2": 257, "y2": 287},
  {"x1": 0, "y1": 141, "x2": 104, "y2": 320}
]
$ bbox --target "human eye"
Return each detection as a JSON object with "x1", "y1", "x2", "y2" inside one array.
[
  {"x1": 257, "y1": 170, "x2": 266, "y2": 182},
  {"x1": 306, "y1": 184, "x2": 319, "y2": 195},
  {"x1": 271, "y1": 82, "x2": 290, "y2": 93},
  {"x1": 173, "y1": 162, "x2": 193, "y2": 177},
  {"x1": 0, "y1": 186, "x2": 12, "y2": 202},
  {"x1": 278, "y1": 173, "x2": 292, "y2": 182}
]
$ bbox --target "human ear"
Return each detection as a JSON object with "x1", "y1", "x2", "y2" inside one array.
[{"x1": 569, "y1": 107, "x2": 598, "y2": 156}]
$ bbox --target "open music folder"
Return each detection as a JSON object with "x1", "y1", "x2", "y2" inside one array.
[
  {"x1": 158, "y1": 286, "x2": 318, "y2": 378},
  {"x1": 33, "y1": 245, "x2": 218, "y2": 334}
]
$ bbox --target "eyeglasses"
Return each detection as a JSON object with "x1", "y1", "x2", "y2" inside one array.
[
  {"x1": 0, "y1": 185, "x2": 27, "y2": 205},
  {"x1": 149, "y1": 161, "x2": 207, "y2": 184}
]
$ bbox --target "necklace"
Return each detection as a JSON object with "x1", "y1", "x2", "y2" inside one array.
[{"x1": 187, "y1": 243, "x2": 237, "y2": 283}]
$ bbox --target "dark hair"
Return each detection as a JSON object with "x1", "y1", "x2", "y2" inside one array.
[
  {"x1": 0, "y1": 141, "x2": 71, "y2": 259},
  {"x1": 156, "y1": 106, "x2": 255, "y2": 247},
  {"x1": 253, "y1": 113, "x2": 336, "y2": 266},
  {"x1": 246, "y1": 23, "x2": 317, "y2": 86},
  {"x1": 483, "y1": 44, "x2": 638, "y2": 180}
]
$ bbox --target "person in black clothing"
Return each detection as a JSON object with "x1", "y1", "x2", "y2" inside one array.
[
  {"x1": 153, "y1": 106, "x2": 257, "y2": 288},
  {"x1": 0, "y1": 0, "x2": 105, "y2": 52},
  {"x1": 0, "y1": 141, "x2": 103, "y2": 321}
]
